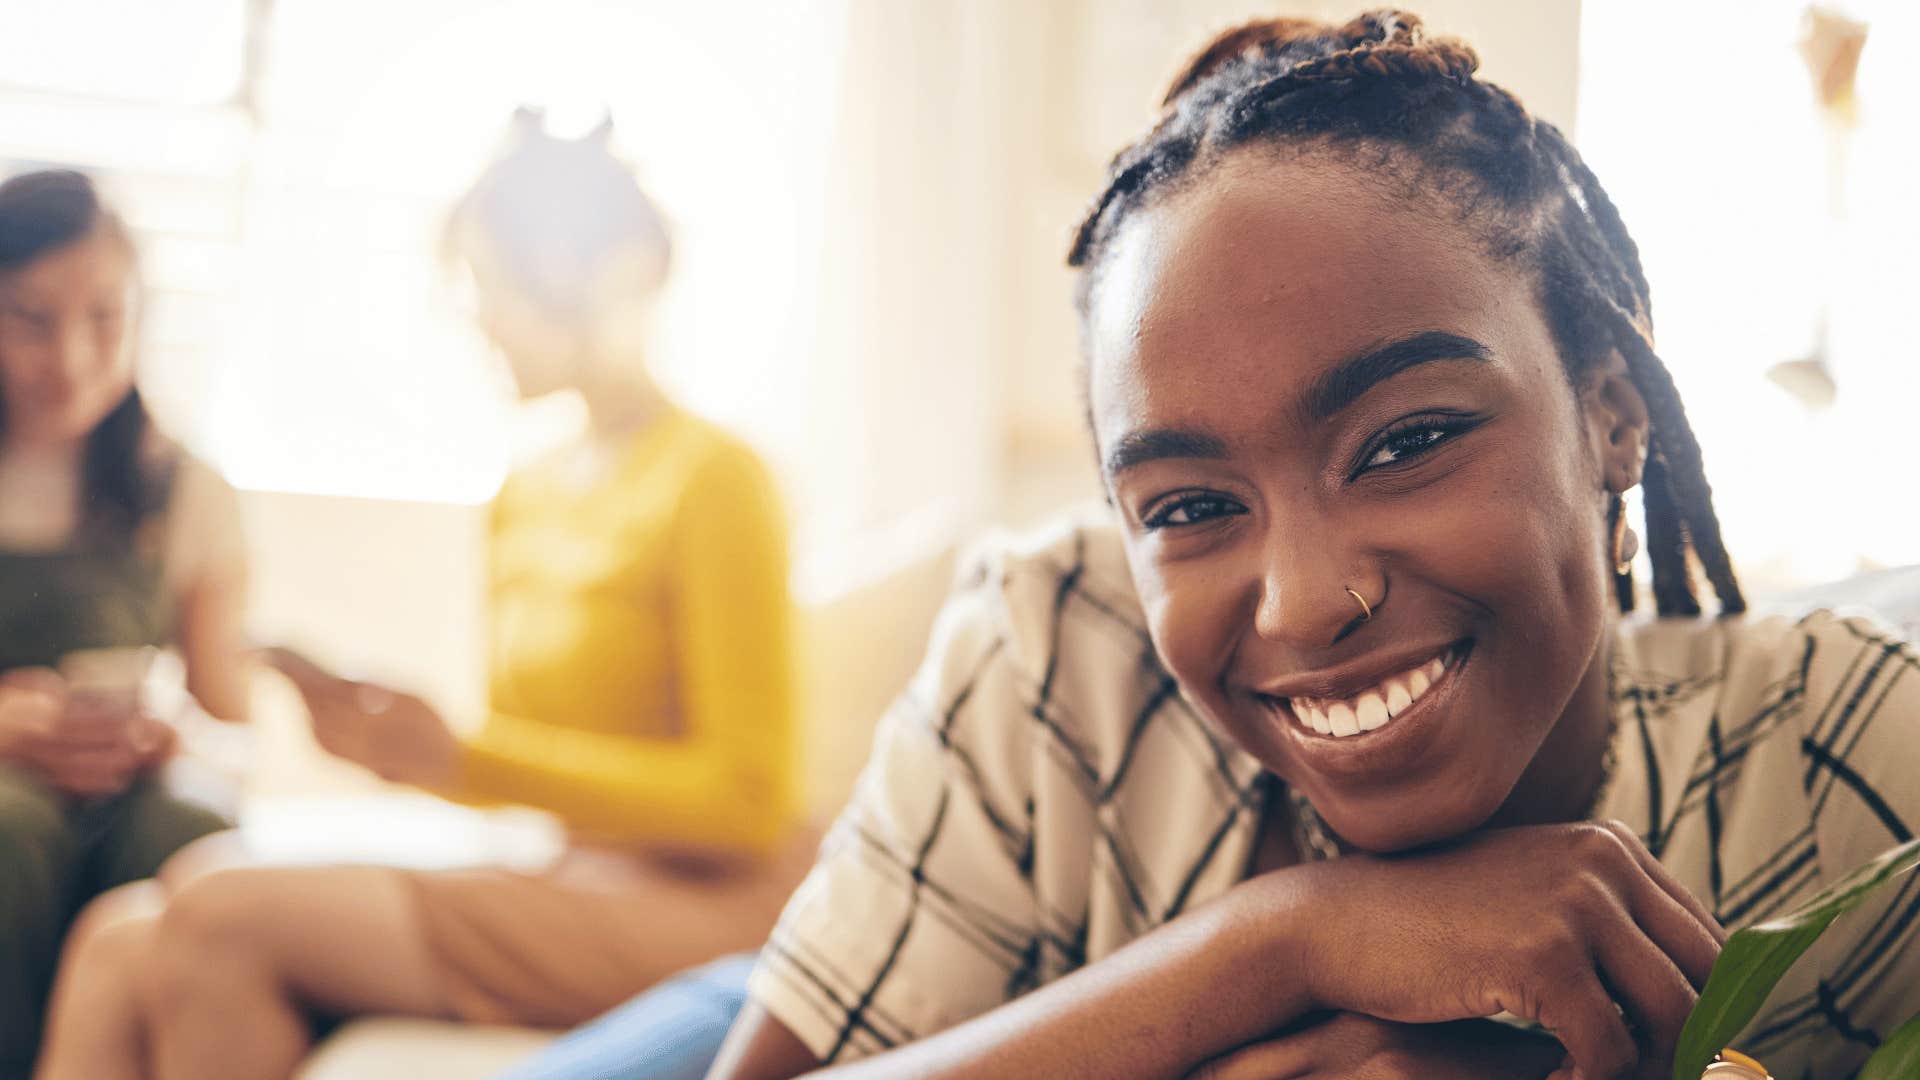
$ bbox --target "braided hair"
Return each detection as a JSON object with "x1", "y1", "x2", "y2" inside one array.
[{"x1": 1068, "y1": 10, "x2": 1743, "y2": 618}]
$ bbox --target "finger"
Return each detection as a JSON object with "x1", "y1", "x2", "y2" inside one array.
[
  {"x1": 1593, "y1": 824, "x2": 1723, "y2": 990},
  {"x1": 1187, "y1": 1038, "x2": 1311, "y2": 1080},
  {"x1": 52, "y1": 759, "x2": 139, "y2": 796},
  {"x1": 44, "y1": 722, "x2": 137, "y2": 753},
  {"x1": 50, "y1": 743, "x2": 143, "y2": 772},
  {"x1": 1590, "y1": 925, "x2": 1697, "y2": 1069},
  {"x1": 1598, "y1": 820, "x2": 1727, "y2": 947},
  {"x1": 1, "y1": 666, "x2": 66, "y2": 694},
  {"x1": 131, "y1": 718, "x2": 175, "y2": 756},
  {"x1": 353, "y1": 682, "x2": 396, "y2": 716},
  {"x1": 274, "y1": 659, "x2": 356, "y2": 704},
  {"x1": 62, "y1": 699, "x2": 136, "y2": 731},
  {"x1": 1534, "y1": 972, "x2": 1637, "y2": 1080}
]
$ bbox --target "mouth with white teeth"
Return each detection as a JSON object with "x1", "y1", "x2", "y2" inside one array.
[{"x1": 1270, "y1": 644, "x2": 1468, "y2": 739}]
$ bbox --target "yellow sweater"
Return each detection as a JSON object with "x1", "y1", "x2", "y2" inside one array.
[{"x1": 441, "y1": 410, "x2": 799, "y2": 855}]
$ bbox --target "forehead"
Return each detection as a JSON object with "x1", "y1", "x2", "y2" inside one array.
[
  {"x1": 1086, "y1": 153, "x2": 1538, "y2": 447},
  {"x1": 1, "y1": 228, "x2": 133, "y2": 303}
]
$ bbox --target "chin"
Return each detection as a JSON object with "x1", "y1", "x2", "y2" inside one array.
[
  {"x1": 1309, "y1": 772, "x2": 1512, "y2": 854},
  {"x1": 11, "y1": 409, "x2": 95, "y2": 447}
]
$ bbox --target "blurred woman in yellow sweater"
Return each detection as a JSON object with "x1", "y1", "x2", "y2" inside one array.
[{"x1": 33, "y1": 110, "x2": 809, "y2": 1080}]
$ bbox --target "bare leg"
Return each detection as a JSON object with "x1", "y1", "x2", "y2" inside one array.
[
  {"x1": 139, "y1": 865, "x2": 452, "y2": 1080},
  {"x1": 36, "y1": 829, "x2": 287, "y2": 1080},
  {"x1": 34, "y1": 882, "x2": 166, "y2": 1080},
  {"x1": 154, "y1": 828, "x2": 252, "y2": 891}
]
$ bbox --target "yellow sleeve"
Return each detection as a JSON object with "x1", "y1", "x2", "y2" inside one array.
[{"x1": 444, "y1": 444, "x2": 801, "y2": 855}]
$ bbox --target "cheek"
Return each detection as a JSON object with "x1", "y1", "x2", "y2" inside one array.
[
  {"x1": 1131, "y1": 549, "x2": 1248, "y2": 703},
  {"x1": 86, "y1": 339, "x2": 135, "y2": 395},
  {"x1": 1415, "y1": 427, "x2": 1607, "y2": 705}
]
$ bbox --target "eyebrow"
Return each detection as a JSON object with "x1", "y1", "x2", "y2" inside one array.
[
  {"x1": 1302, "y1": 330, "x2": 1492, "y2": 420},
  {"x1": 1101, "y1": 330, "x2": 1492, "y2": 477},
  {"x1": 1103, "y1": 428, "x2": 1229, "y2": 476}
]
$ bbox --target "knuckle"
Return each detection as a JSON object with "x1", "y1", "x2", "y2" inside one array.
[
  {"x1": 1568, "y1": 820, "x2": 1631, "y2": 864},
  {"x1": 1512, "y1": 926, "x2": 1583, "y2": 979},
  {"x1": 1597, "y1": 818, "x2": 1644, "y2": 847}
]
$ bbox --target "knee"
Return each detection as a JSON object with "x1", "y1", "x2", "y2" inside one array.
[
  {"x1": 59, "y1": 907, "x2": 157, "y2": 996},
  {"x1": 140, "y1": 868, "x2": 279, "y2": 1007}
]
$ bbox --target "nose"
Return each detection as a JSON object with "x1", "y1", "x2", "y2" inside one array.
[
  {"x1": 1250, "y1": 521, "x2": 1380, "y2": 649},
  {"x1": 54, "y1": 321, "x2": 96, "y2": 383}
]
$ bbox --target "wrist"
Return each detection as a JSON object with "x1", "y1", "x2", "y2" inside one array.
[{"x1": 1216, "y1": 864, "x2": 1325, "y2": 1024}]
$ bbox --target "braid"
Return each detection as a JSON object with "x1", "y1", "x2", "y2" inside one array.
[{"x1": 1070, "y1": 8, "x2": 1745, "y2": 618}]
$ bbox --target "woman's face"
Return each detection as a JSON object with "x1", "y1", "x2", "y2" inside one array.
[
  {"x1": 468, "y1": 271, "x2": 582, "y2": 401},
  {"x1": 0, "y1": 226, "x2": 138, "y2": 447},
  {"x1": 1087, "y1": 154, "x2": 1646, "y2": 852},
  {"x1": 460, "y1": 229, "x2": 661, "y2": 402}
]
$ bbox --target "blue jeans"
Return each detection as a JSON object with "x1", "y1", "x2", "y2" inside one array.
[{"x1": 496, "y1": 953, "x2": 756, "y2": 1080}]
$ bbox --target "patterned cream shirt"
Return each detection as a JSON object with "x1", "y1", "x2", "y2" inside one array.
[{"x1": 749, "y1": 512, "x2": 1920, "y2": 1078}]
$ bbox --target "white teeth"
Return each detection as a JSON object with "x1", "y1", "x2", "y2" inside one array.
[
  {"x1": 1286, "y1": 649, "x2": 1455, "y2": 738},
  {"x1": 1385, "y1": 679, "x2": 1413, "y2": 715},
  {"x1": 1356, "y1": 692, "x2": 1389, "y2": 732}
]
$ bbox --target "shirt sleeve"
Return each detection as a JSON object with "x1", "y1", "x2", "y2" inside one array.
[
  {"x1": 441, "y1": 444, "x2": 801, "y2": 856},
  {"x1": 747, "y1": 551, "x2": 1043, "y2": 1064},
  {"x1": 1746, "y1": 608, "x2": 1920, "y2": 1071}
]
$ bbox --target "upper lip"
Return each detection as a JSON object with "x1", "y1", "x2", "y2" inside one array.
[{"x1": 1248, "y1": 640, "x2": 1464, "y2": 703}]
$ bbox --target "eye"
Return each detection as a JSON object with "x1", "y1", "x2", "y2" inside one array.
[
  {"x1": 1142, "y1": 492, "x2": 1247, "y2": 530},
  {"x1": 1356, "y1": 415, "x2": 1479, "y2": 476}
]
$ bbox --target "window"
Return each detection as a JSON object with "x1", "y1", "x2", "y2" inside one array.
[{"x1": 1579, "y1": 0, "x2": 1920, "y2": 586}]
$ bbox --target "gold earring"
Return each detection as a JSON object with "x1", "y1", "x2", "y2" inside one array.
[{"x1": 1611, "y1": 495, "x2": 1639, "y2": 576}]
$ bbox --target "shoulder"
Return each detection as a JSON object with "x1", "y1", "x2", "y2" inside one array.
[
  {"x1": 916, "y1": 507, "x2": 1202, "y2": 802},
  {"x1": 1611, "y1": 605, "x2": 1915, "y2": 727},
  {"x1": 944, "y1": 505, "x2": 1151, "y2": 690},
  {"x1": 672, "y1": 413, "x2": 773, "y2": 478},
  {"x1": 662, "y1": 415, "x2": 785, "y2": 537},
  {"x1": 161, "y1": 454, "x2": 245, "y2": 582}
]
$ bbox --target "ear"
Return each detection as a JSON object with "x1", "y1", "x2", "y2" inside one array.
[{"x1": 1582, "y1": 351, "x2": 1649, "y2": 495}]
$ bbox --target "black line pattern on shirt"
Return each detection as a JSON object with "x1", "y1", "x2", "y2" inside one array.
[{"x1": 761, "y1": 542, "x2": 1920, "y2": 1076}]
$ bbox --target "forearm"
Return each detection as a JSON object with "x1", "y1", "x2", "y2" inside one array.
[
  {"x1": 448, "y1": 720, "x2": 793, "y2": 852},
  {"x1": 809, "y1": 876, "x2": 1316, "y2": 1080}
]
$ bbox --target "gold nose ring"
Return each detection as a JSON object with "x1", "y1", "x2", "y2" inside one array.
[{"x1": 1345, "y1": 587, "x2": 1373, "y2": 621}]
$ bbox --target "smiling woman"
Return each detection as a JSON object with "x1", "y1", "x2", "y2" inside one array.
[{"x1": 707, "y1": 11, "x2": 1920, "y2": 1080}]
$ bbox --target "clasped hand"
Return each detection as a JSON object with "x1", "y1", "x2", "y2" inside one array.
[
  {"x1": 1207, "y1": 820, "x2": 1724, "y2": 1080},
  {"x1": 0, "y1": 667, "x2": 174, "y2": 797}
]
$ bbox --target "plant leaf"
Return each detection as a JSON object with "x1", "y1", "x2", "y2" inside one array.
[
  {"x1": 1859, "y1": 1010, "x2": 1920, "y2": 1080},
  {"x1": 1673, "y1": 838, "x2": 1920, "y2": 1080}
]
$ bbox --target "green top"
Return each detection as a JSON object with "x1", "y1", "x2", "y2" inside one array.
[
  {"x1": 0, "y1": 541, "x2": 170, "y2": 672},
  {"x1": 0, "y1": 493, "x2": 173, "y2": 672}
]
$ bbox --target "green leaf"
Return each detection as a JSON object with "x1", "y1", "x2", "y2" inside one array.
[
  {"x1": 1859, "y1": 1011, "x2": 1920, "y2": 1080},
  {"x1": 1673, "y1": 838, "x2": 1920, "y2": 1080}
]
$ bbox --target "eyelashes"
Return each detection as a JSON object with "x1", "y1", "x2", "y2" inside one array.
[
  {"x1": 1353, "y1": 413, "x2": 1480, "y2": 477},
  {"x1": 1139, "y1": 412, "x2": 1484, "y2": 531},
  {"x1": 1141, "y1": 492, "x2": 1246, "y2": 530}
]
